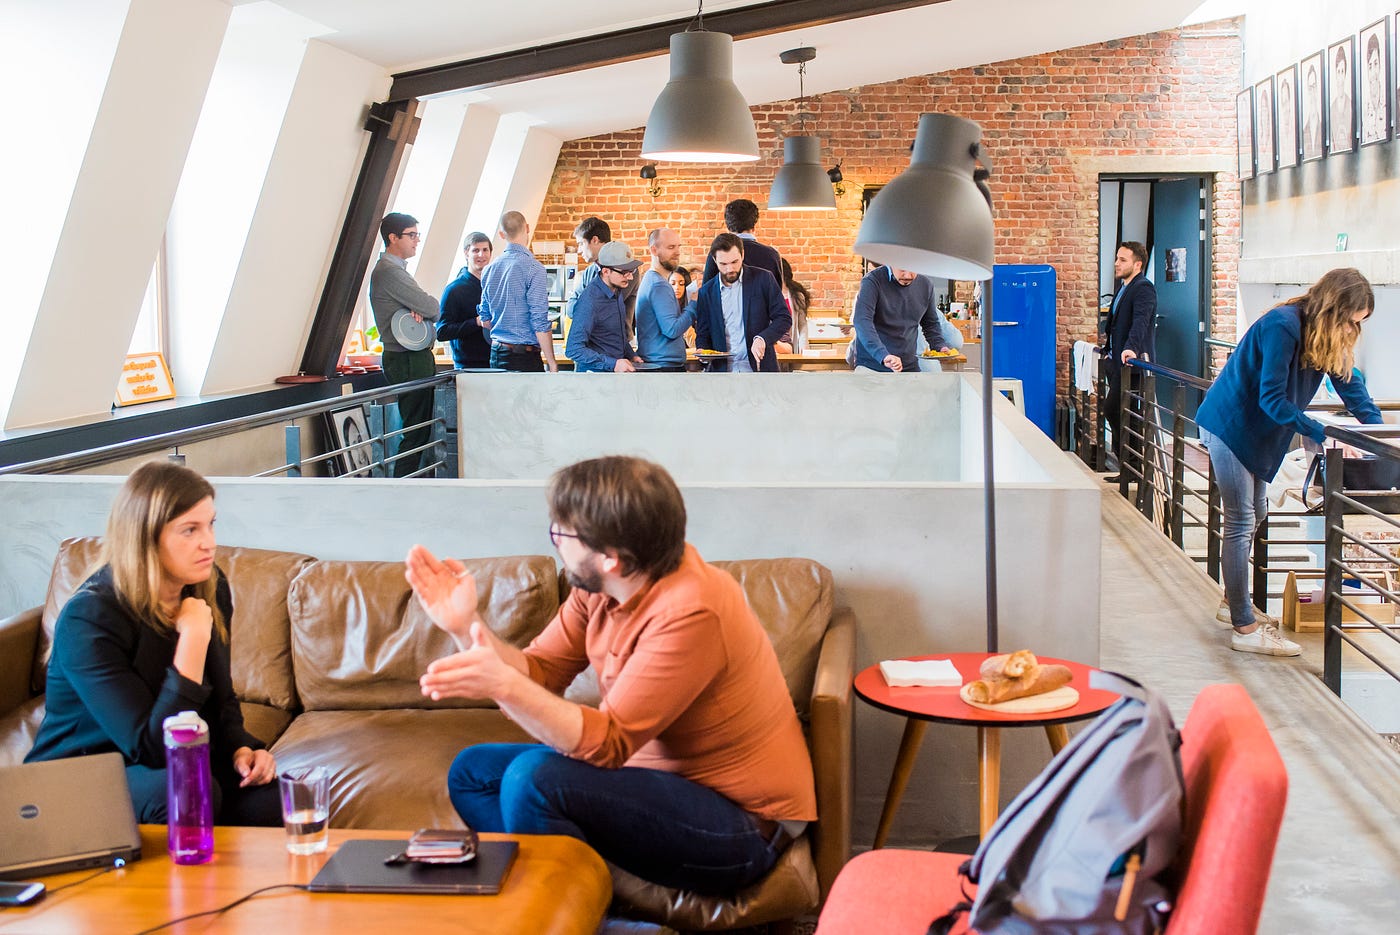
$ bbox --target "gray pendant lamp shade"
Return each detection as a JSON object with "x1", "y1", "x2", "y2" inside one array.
[
  {"x1": 854, "y1": 113, "x2": 994, "y2": 280},
  {"x1": 769, "y1": 135, "x2": 837, "y2": 210},
  {"x1": 641, "y1": 31, "x2": 759, "y2": 162}
]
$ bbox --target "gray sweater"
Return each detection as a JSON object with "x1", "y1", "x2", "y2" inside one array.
[{"x1": 369, "y1": 254, "x2": 440, "y2": 352}]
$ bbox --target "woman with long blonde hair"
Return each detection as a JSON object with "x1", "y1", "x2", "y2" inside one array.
[
  {"x1": 26, "y1": 461, "x2": 280, "y2": 825},
  {"x1": 1196, "y1": 268, "x2": 1382, "y2": 656}
]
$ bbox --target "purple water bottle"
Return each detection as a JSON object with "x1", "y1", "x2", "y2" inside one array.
[{"x1": 163, "y1": 711, "x2": 214, "y2": 865}]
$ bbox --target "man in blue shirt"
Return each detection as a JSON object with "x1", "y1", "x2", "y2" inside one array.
[
  {"x1": 565, "y1": 241, "x2": 643, "y2": 373},
  {"x1": 694, "y1": 234, "x2": 790, "y2": 373},
  {"x1": 436, "y1": 231, "x2": 492, "y2": 369},
  {"x1": 478, "y1": 211, "x2": 557, "y2": 373},
  {"x1": 566, "y1": 216, "x2": 638, "y2": 337},
  {"x1": 635, "y1": 228, "x2": 696, "y2": 372}
]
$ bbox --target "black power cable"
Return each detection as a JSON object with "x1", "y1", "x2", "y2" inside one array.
[{"x1": 130, "y1": 883, "x2": 310, "y2": 935}]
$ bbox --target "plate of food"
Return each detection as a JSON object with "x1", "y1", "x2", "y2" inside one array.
[
  {"x1": 958, "y1": 650, "x2": 1079, "y2": 713},
  {"x1": 694, "y1": 348, "x2": 736, "y2": 358},
  {"x1": 920, "y1": 348, "x2": 961, "y2": 358}
]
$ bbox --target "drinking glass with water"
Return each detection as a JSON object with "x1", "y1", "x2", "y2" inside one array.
[{"x1": 279, "y1": 766, "x2": 330, "y2": 854}]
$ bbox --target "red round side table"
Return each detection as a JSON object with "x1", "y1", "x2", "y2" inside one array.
[{"x1": 853, "y1": 652, "x2": 1119, "y2": 847}]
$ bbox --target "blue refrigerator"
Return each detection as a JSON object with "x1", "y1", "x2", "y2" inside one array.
[{"x1": 989, "y1": 264, "x2": 1057, "y2": 438}]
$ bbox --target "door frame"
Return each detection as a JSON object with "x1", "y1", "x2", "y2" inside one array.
[{"x1": 1098, "y1": 172, "x2": 1214, "y2": 381}]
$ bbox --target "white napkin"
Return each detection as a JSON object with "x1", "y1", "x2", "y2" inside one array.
[{"x1": 879, "y1": 658, "x2": 962, "y2": 688}]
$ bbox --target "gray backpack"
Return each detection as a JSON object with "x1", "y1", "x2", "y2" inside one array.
[{"x1": 931, "y1": 671, "x2": 1183, "y2": 935}]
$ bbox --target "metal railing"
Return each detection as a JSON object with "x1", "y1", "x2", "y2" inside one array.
[
  {"x1": 1074, "y1": 357, "x2": 1400, "y2": 645},
  {"x1": 0, "y1": 374, "x2": 457, "y2": 479},
  {"x1": 1317, "y1": 428, "x2": 1400, "y2": 696}
]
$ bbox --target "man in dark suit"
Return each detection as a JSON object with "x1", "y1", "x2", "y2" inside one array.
[
  {"x1": 695, "y1": 233, "x2": 791, "y2": 373},
  {"x1": 701, "y1": 199, "x2": 784, "y2": 289},
  {"x1": 1102, "y1": 241, "x2": 1157, "y2": 481}
]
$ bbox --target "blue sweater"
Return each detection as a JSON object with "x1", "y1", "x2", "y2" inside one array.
[{"x1": 1196, "y1": 305, "x2": 1381, "y2": 480}]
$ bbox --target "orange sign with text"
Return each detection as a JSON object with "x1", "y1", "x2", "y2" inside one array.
[{"x1": 115, "y1": 353, "x2": 176, "y2": 407}]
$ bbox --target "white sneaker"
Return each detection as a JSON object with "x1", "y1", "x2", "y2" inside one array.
[
  {"x1": 1215, "y1": 599, "x2": 1275, "y2": 629},
  {"x1": 1231, "y1": 623, "x2": 1301, "y2": 657}
]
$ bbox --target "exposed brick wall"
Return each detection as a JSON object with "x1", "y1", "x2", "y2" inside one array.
[{"x1": 538, "y1": 20, "x2": 1243, "y2": 396}]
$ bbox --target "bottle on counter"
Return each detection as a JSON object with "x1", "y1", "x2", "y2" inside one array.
[{"x1": 164, "y1": 711, "x2": 214, "y2": 865}]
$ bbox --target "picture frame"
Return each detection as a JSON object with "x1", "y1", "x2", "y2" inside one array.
[
  {"x1": 1254, "y1": 76, "x2": 1276, "y2": 173},
  {"x1": 1360, "y1": 17, "x2": 1391, "y2": 145},
  {"x1": 1276, "y1": 64, "x2": 1300, "y2": 169},
  {"x1": 1301, "y1": 51, "x2": 1326, "y2": 161},
  {"x1": 1236, "y1": 88, "x2": 1255, "y2": 179},
  {"x1": 1327, "y1": 35, "x2": 1357, "y2": 154},
  {"x1": 324, "y1": 405, "x2": 374, "y2": 477}
]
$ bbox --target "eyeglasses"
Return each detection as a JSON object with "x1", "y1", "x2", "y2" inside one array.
[
  {"x1": 606, "y1": 268, "x2": 637, "y2": 279},
  {"x1": 548, "y1": 524, "x2": 582, "y2": 548},
  {"x1": 398, "y1": 231, "x2": 422, "y2": 240}
]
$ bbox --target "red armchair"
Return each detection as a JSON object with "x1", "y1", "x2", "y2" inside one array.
[{"x1": 815, "y1": 683, "x2": 1287, "y2": 935}]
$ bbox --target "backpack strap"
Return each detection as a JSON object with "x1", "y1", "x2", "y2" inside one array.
[{"x1": 927, "y1": 859, "x2": 975, "y2": 935}]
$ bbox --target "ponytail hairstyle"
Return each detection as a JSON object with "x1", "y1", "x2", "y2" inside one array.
[
  {"x1": 1289, "y1": 267, "x2": 1374, "y2": 378},
  {"x1": 100, "y1": 461, "x2": 226, "y2": 641}
]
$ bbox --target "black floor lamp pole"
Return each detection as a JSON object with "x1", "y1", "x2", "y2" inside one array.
[{"x1": 981, "y1": 277, "x2": 998, "y2": 653}]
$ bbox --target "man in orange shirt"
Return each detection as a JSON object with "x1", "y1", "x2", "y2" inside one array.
[{"x1": 407, "y1": 456, "x2": 815, "y2": 894}]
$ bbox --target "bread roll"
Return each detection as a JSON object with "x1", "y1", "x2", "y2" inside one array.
[
  {"x1": 979, "y1": 650, "x2": 1037, "y2": 680},
  {"x1": 965, "y1": 664, "x2": 1073, "y2": 704}
]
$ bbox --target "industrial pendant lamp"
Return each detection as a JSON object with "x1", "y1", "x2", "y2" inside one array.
[
  {"x1": 641, "y1": 2, "x2": 759, "y2": 163},
  {"x1": 854, "y1": 114, "x2": 1002, "y2": 652},
  {"x1": 768, "y1": 47, "x2": 836, "y2": 211},
  {"x1": 854, "y1": 113, "x2": 993, "y2": 280}
]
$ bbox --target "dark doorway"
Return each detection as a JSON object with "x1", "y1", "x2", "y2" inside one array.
[{"x1": 1099, "y1": 174, "x2": 1213, "y2": 424}]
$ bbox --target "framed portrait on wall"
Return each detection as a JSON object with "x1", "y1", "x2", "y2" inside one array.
[
  {"x1": 1360, "y1": 18, "x2": 1390, "y2": 144},
  {"x1": 1236, "y1": 88, "x2": 1254, "y2": 179},
  {"x1": 1301, "y1": 51, "x2": 1326, "y2": 161},
  {"x1": 1327, "y1": 36, "x2": 1357, "y2": 154},
  {"x1": 324, "y1": 405, "x2": 374, "y2": 477},
  {"x1": 1254, "y1": 76, "x2": 1275, "y2": 172},
  {"x1": 1276, "y1": 65, "x2": 1299, "y2": 168}
]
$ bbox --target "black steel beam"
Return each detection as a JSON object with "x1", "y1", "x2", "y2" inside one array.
[
  {"x1": 300, "y1": 99, "x2": 421, "y2": 376},
  {"x1": 388, "y1": 0, "x2": 946, "y2": 101}
]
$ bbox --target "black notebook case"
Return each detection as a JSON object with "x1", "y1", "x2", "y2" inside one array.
[{"x1": 307, "y1": 838, "x2": 519, "y2": 895}]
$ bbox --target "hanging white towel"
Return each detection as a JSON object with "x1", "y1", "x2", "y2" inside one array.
[{"x1": 1073, "y1": 340, "x2": 1098, "y2": 392}]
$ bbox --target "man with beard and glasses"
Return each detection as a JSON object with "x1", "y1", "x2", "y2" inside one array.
[{"x1": 404, "y1": 456, "x2": 815, "y2": 896}]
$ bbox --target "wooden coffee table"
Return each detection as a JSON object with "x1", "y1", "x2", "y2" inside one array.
[{"x1": 4, "y1": 826, "x2": 611, "y2": 934}]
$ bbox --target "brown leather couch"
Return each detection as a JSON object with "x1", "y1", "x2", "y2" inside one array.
[{"x1": 0, "y1": 537, "x2": 853, "y2": 930}]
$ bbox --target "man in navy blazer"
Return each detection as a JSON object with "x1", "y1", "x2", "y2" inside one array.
[
  {"x1": 695, "y1": 233, "x2": 791, "y2": 373},
  {"x1": 1103, "y1": 241, "x2": 1158, "y2": 479}
]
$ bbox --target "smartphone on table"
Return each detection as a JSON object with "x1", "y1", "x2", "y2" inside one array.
[{"x1": 0, "y1": 881, "x2": 46, "y2": 906}]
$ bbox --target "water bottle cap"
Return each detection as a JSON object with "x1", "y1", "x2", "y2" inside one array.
[{"x1": 163, "y1": 710, "x2": 209, "y2": 745}]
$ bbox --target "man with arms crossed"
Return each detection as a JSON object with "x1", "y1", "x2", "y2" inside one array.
[
  {"x1": 368, "y1": 212, "x2": 440, "y2": 477},
  {"x1": 406, "y1": 456, "x2": 815, "y2": 895},
  {"x1": 436, "y1": 232, "x2": 492, "y2": 369},
  {"x1": 635, "y1": 228, "x2": 696, "y2": 372},
  {"x1": 694, "y1": 233, "x2": 791, "y2": 373},
  {"x1": 851, "y1": 265, "x2": 953, "y2": 372},
  {"x1": 564, "y1": 241, "x2": 644, "y2": 373},
  {"x1": 478, "y1": 210, "x2": 557, "y2": 372}
]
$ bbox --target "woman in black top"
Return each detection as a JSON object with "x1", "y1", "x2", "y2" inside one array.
[{"x1": 26, "y1": 462, "x2": 281, "y2": 825}]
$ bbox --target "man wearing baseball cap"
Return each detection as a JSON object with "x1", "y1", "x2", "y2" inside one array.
[{"x1": 565, "y1": 241, "x2": 645, "y2": 373}]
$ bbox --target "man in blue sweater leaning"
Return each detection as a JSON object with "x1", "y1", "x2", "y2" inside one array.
[{"x1": 852, "y1": 266, "x2": 952, "y2": 372}]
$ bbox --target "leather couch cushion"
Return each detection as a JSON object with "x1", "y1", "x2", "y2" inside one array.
[
  {"x1": 270, "y1": 708, "x2": 534, "y2": 829},
  {"x1": 240, "y1": 702, "x2": 296, "y2": 749},
  {"x1": 36, "y1": 537, "x2": 312, "y2": 711},
  {"x1": 288, "y1": 556, "x2": 560, "y2": 711},
  {"x1": 711, "y1": 559, "x2": 833, "y2": 717},
  {"x1": 0, "y1": 696, "x2": 45, "y2": 768},
  {"x1": 610, "y1": 835, "x2": 820, "y2": 930}
]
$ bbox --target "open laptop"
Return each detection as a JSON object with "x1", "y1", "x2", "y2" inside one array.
[
  {"x1": 0, "y1": 752, "x2": 143, "y2": 880},
  {"x1": 309, "y1": 838, "x2": 518, "y2": 895}
]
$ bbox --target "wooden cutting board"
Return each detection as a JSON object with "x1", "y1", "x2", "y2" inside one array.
[{"x1": 959, "y1": 684, "x2": 1079, "y2": 713}]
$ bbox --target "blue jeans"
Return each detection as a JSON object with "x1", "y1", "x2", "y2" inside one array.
[
  {"x1": 1201, "y1": 429, "x2": 1268, "y2": 629},
  {"x1": 446, "y1": 743, "x2": 779, "y2": 894}
]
